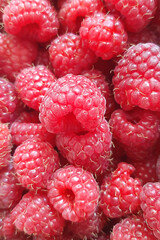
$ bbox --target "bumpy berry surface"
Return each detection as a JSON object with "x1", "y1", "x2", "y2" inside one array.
[
  {"x1": 113, "y1": 43, "x2": 160, "y2": 111},
  {"x1": 0, "y1": 210, "x2": 9, "y2": 237},
  {"x1": 13, "y1": 138, "x2": 60, "y2": 190},
  {"x1": 100, "y1": 162, "x2": 142, "y2": 218},
  {"x1": 49, "y1": 33, "x2": 97, "y2": 77},
  {"x1": 39, "y1": 74, "x2": 106, "y2": 134},
  {"x1": 14, "y1": 111, "x2": 39, "y2": 123},
  {"x1": 47, "y1": 165, "x2": 99, "y2": 222},
  {"x1": 0, "y1": 0, "x2": 9, "y2": 22},
  {"x1": 3, "y1": 0, "x2": 59, "y2": 42},
  {"x1": 80, "y1": 13, "x2": 128, "y2": 60}
]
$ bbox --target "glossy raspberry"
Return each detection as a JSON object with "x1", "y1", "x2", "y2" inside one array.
[
  {"x1": 80, "y1": 13, "x2": 127, "y2": 60},
  {"x1": 56, "y1": 119, "x2": 112, "y2": 175},
  {"x1": 47, "y1": 165, "x2": 99, "y2": 222},
  {"x1": 0, "y1": 33, "x2": 37, "y2": 81},
  {"x1": 113, "y1": 43, "x2": 160, "y2": 111},
  {"x1": 15, "y1": 65, "x2": 57, "y2": 111},
  {"x1": 49, "y1": 33, "x2": 97, "y2": 77},
  {"x1": 100, "y1": 162, "x2": 142, "y2": 218},
  {"x1": 39, "y1": 74, "x2": 106, "y2": 134},
  {"x1": 13, "y1": 138, "x2": 60, "y2": 190},
  {"x1": 11, "y1": 191, "x2": 65, "y2": 238},
  {"x1": 3, "y1": 0, "x2": 59, "y2": 42}
]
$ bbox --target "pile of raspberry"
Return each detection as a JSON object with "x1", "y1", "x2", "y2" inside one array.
[{"x1": 1, "y1": 0, "x2": 160, "y2": 239}]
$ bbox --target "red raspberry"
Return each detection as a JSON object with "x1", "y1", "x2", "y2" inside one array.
[
  {"x1": 100, "y1": 162, "x2": 142, "y2": 218},
  {"x1": 113, "y1": 43, "x2": 160, "y2": 111},
  {"x1": 3, "y1": 0, "x2": 59, "y2": 43},
  {"x1": 80, "y1": 13, "x2": 128, "y2": 60},
  {"x1": 0, "y1": 0, "x2": 9, "y2": 22},
  {"x1": 47, "y1": 165, "x2": 99, "y2": 222},
  {"x1": 0, "y1": 210, "x2": 9, "y2": 237},
  {"x1": 0, "y1": 33, "x2": 37, "y2": 81},
  {"x1": 140, "y1": 182, "x2": 160, "y2": 239},
  {"x1": 13, "y1": 138, "x2": 60, "y2": 190},
  {"x1": 39, "y1": 74, "x2": 106, "y2": 134},
  {"x1": 56, "y1": 119, "x2": 112, "y2": 175},
  {"x1": 49, "y1": 33, "x2": 97, "y2": 77},
  {"x1": 14, "y1": 111, "x2": 40, "y2": 123},
  {"x1": 15, "y1": 65, "x2": 57, "y2": 111},
  {"x1": 11, "y1": 191, "x2": 65, "y2": 238},
  {"x1": 110, "y1": 215, "x2": 157, "y2": 240}
]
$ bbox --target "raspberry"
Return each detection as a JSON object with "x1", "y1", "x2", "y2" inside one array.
[
  {"x1": 0, "y1": 210, "x2": 9, "y2": 236},
  {"x1": 140, "y1": 182, "x2": 160, "y2": 239},
  {"x1": 113, "y1": 43, "x2": 160, "y2": 111},
  {"x1": 11, "y1": 191, "x2": 65, "y2": 238},
  {"x1": 3, "y1": 0, "x2": 59, "y2": 42},
  {"x1": 13, "y1": 138, "x2": 60, "y2": 190},
  {"x1": 49, "y1": 33, "x2": 97, "y2": 78},
  {"x1": 47, "y1": 165, "x2": 99, "y2": 222},
  {"x1": 15, "y1": 65, "x2": 57, "y2": 111},
  {"x1": 80, "y1": 13, "x2": 128, "y2": 60},
  {"x1": 100, "y1": 162, "x2": 142, "y2": 218},
  {"x1": 0, "y1": 33, "x2": 37, "y2": 81},
  {"x1": 14, "y1": 111, "x2": 39, "y2": 123},
  {"x1": 56, "y1": 119, "x2": 112, "y2": 175},
  {"x1": 34, "y1": 47, "x2": 53, "y2": 71},
  {"x1": 39, "y1": 74, "x2": 106, "y2": 134},
  {"x1": 156, "y1": 154, "x2": 160, "y2": 180},
  {"x1": 110, "y1": 215, "x2": 157, "y2": 240}
]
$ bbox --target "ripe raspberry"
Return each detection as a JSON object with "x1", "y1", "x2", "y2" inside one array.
[
  {"x1": 140, "y1": 182, "x2": 160, "y2": 239},
  {"x1": 0, "y1": 33, "x2": 37, "y2": 81},
  {"x1": 110, "y1": 215, "x2": 157, "y2": 240},
  {"x1": 3, "y1": 0, "x2": 59, "y2": 42},
  {"x1": 113, "y1": 43, "x2": 160, "y2": 111},
  {"x1": 14, "y1": 111, "x2": 40, "y2": 123},
  {"x1": 13, "y1": 138, "x2": 60, "y2": 190},
  {"x1": 15, "y1": 65, "x2": 57, "y2": 111},
  {"x1": 100, "y1": 162, "x2": 142, "y2": 218},
  {"x1": 11, "y1": 191, "x2": 65, "y2": 238},
  {"x1": 49, "y1": 33, "x2": 97, "y2": 77},
  {"x1": 56, "y1": 119, "x2": 112, "y2": 175},
  {"x1": 47, "y1": 165, "x2": 99, "y2": 222},
  {"x1": 80, "y1": 13, "x2": 128, "y2": 60},
  {"x1": 39, "y1": 74, "x2": 106, "y2": 134}
]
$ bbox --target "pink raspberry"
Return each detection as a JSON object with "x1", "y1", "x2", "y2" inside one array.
[
  {"x1": 100, "y1": 162, "x2": 142, "y2": 218},
  {"x1": 47, "y1": 165, "x2": 99, "y2": 222},
  {"x1": 15, "y1": 65, "x2": 57, "y2": 111},
  {"x1": 13, "y1": 138, "x2": 60, "y2": 190},
  {"x1": 39, "y1": 74, "x2": 106, "y2": 134},
  {"x1": 80, "y1": 13, "x2": 128, "y2": 60},
  {"x1": 49, "y1": 33, "x2": 97, "y2": 77},
  {"x1": 0, "y1": 33, "x2": 37, "y2": 81},
  {"x1": 56, "y1": 119, "x2": 112, "y2": 175},
  {"x1": 113, "y1": 43, "x2": 160, "y2": 111},
  {"x1": 3, "y1": 0, "x2": 59, "y2": 42}
]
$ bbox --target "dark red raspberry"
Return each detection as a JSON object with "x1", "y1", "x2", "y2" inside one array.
[
  {"x1": 11, "y1": 191, "x2": 65, "y2": 238},
  {"x1": 15, "y1": 65, "x2": 57, "y2": 111},
  {"x1": 80, "y1": 13, "x2": 128, "y2": 60},
  {"x1": 100, "y1": 162, "x2": 142, "y2": 218},
  {"x1": 34, "y1": 47, "x2": 53, "y2": 71},
  {"x1": 113, "y1": 43, "x2": 160, "y2": 111},
  {"x1": 47, "y1": 165, "x2": 99, "y2": 222},
  {"x1": 97, "y1": 233, "x2": 110, "y2": 240},
  {"x1": 14, "y1": 111, "x2": 40, "y2": 123},
  {"x1": 39, "y1": 74, "x2": 106, "y2": 134},
  {"x1": 3, "y1": 0, "x2": 59, "y2": 42},
  {"x1": 13, "y1": 138, "x2": 60, "y2": 190},
  {"x1": 49, "y1": 33, "x2": 97, "y2": 77},
  {"x1": 56, "y1": 119, "x2": 112, "y2": 175},
  {"x1": 0, "y1": 33, "x2": 37, "y2": 81}
]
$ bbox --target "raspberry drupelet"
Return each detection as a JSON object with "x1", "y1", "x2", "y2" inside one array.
[{"x1": 47, "y1": 165, "x2": 99, "y2": 222}]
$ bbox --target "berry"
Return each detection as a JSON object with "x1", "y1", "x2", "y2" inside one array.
[
  {"x1": 47, "y1": 165, "x2": 99, "y2": 222},
  {"x1": 14, "y1": 111, "x2": 40, "y2": 123},
  {"x1": 3, "y1": 0, "x2": 59, "y2": 42},
  {"x1": 34, "y1": 47, "x2": 53, "y2": 71},
  {"x1": 39, "y1": 74, "x2": 106, "y2": 134},
  {"x1": 0, "y1": 0, "x2": 9, "y2": 22}
]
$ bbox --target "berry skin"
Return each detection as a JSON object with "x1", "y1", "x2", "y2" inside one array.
[
  {"x1": 39, "y1": 74, "x2": 106, "y2": 134},
  {"x1": 49, "y1": 33, "x2": 97, "y2": 78},
  {"x1": 80, "y1": 13, "x2": 128, "y2": 60},
  {"x1": 47, "y1": 165, "x2": 99, "y2": 222},
  {"x1": 56, "y1": 119, "x2": 112, "y2": 175},
  {"x1": 113, "y1": 43, "x2": 160, "y2": 111},
  {"x1": 3, "y1": 0, "x2": 59, "y2": 43},
  {"x1": 15, "y1": 65, "x2": 57, "y2": 111},
  {"x1": 14, "y1": 111, "x2": 40, "y2": 123},
  {"x1": 13, "y1": 138, "x2": 60, "y2": 190},
  {"x1": 100, "y1": 162, "x2": 142, "y2": 218}
]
